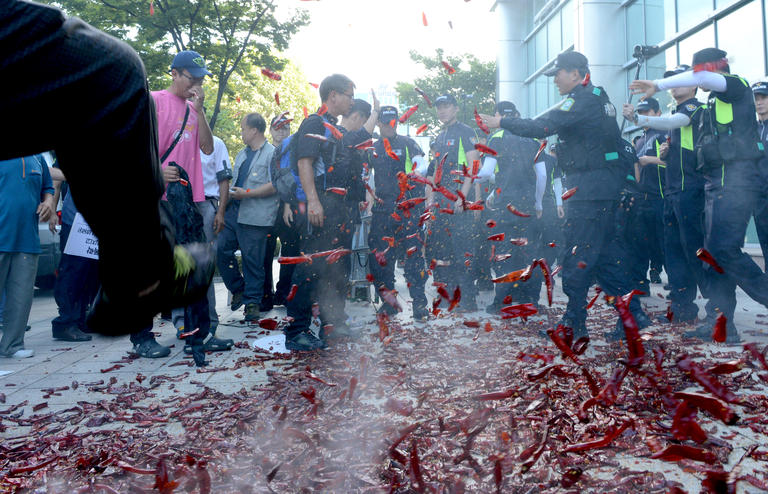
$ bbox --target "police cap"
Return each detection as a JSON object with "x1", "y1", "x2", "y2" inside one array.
[
  {"x1": 752, "y1": 81, "x2": 768, "y2": 96},
  {"x1": 663, "y1": 64, "x2": 690, "y2": 78},
  {"x1": 434, "y1": 94, "x2": 458, "y2": 107},
  {"x1": 494, "y1": 101, "x2": 518, "y2": 118},
  {"x1": 543, "y1": 51, "x2": 589, "y2": 76},
  {"x1": 692, "y1": 47, "x2": 727, "y2": 67},
  {"x1": 635, "y1": 97, "x2": 660, "y2": 113},
  {"x1": 379, "y1": 105, "x2": 398, "y2": 123}
]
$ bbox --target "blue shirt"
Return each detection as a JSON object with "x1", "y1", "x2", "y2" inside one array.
[{"x1": 0, "y1": 155, "x2": 54, "y2": 253}]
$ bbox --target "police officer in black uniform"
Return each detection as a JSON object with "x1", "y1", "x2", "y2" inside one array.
[
  {"x1": 482, "y1": 51, "x2": 651, "y2": 338},
  {"x1": 427, "y1": 94, "x2": 482, "y2": 311},
  {"x1": 480, "y1": 101, "x2": 543, "y2": 312},
  {"x1": 628, "y1": 98, "x2": 667, "y2": 290},
  {"x1": 751, "y1": 81, "x2": 768, "y2": 266},
  {"x1": 624, "y1": 65, "x2": 710, "y2": 323},
  {"x1": 367, "y1": 106, "x2": 429, "y2": 320},
  {"x1": 632, "y1": 48, "x2": 768, "y2": 342},
  {"x1": 283, "y1": 73, "x2": 361, "y2": 351}
]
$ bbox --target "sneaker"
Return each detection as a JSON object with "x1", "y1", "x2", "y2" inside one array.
[
  {"x1": 285, "y1": 331, "x2": 326, "y2": 351},
  {"x1": 230, "y1": 291, "x2": 244, "y2": 311},
  {"x1": 88, "y1": 243, "x2": 215, "y2": 336},
  {"x1": 52, "y1": 326, "x2": 92, "y2": 342},
  {"x1": 6, "y1": 349, "x2": 34, "y2": 359},
  {"x1": 184, "y1": 335, "x2": 234, "y2": 354},
  {"x1": 244, "y1": 303, "x2": 260, "y2": 322},
  {"x1": 132, "y1": 339, "x2": 171, "y2": 358}
]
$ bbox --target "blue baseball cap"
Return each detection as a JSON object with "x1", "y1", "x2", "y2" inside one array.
[{"x1": 171, "y1": 50, "x2": 212, "y2": 78}]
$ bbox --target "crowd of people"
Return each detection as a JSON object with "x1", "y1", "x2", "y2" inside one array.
[{"x1": 3, "y1": 1, "x2": 768, "y2": 362}]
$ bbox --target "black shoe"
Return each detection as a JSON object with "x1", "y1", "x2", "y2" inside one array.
[
  {"x1": 52, "y1": 326, "x2": 92, "y2": 342},
  {"x1": 133, "y1": 339, "x2": 171, "y2": 358},
  {"x1": 554, "y1": 317, "x2": 587, "y2": 340},
  {"x1": 230, "y1": 291, "x2": 244, "y2": 312},
  {"x1": 88, "y1": 243, "x2": 215, "y2": 336},
  {"x1": 412, "y1": 304, "x2": 429, "y2": 322},
  {"x1": 273, "y1": 293, "x2": 287, "y2": 307},
  {"x1": 260, "y1": 293, "x2": 274, "y2": 312},
  {"x1": 184, "y1": 335, "x2": 234, "y2": 354},
  {"x1": 244, "y1": 303, "x2": 260, "y2": 322},
  {"x1": 285, "y1": 332, "x2": 326, "y2": 351}
]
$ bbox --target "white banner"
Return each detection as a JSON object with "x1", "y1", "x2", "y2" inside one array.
[{"x1": 63, "y1": 213, "x2": 99, "y2": 260}]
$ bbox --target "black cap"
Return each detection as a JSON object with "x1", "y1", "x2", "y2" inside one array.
[
  {"x1": 692, "y1": 47, "x2": 727, "y2": 67},
  {"x1": 494, "y1": 101, "x2": 518, "y2": 118},
  {"x1": 379, "y1": 105, "x2": 398, "y2": 124},
  {"x1": 543, "y1": 51, "x2": 589, "y2": 76},
  {"x1": 663, "y1": 64, "x2": 690, "y2": 78},
  {"x1": 434, "y1": 94, "x2": 458, "y2": 106},
  {"x1": 753, "y1": 81, "x2": 768, "y2": 96},
  {"x1": 635, "y1": 97, "x2": 660, "y2": 113}
]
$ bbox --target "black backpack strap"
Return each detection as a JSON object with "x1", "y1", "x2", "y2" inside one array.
[{"x1": 160, "y1": 105, "x2": 191, "y2": 164}]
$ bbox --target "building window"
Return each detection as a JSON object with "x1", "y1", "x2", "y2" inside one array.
[
  {"x1": 626, "y1": 1, "x2": 645, "y2": 60},
  {"x1": 548, "y1": 11, "x2": 562, "y2": 59},
  {"x1": 676, "y1": 0, "x2": 715, "y2": 33},
  {"x1": 678, "y1": 24, "x2": 715, "y2": 68},
  {"x1": 562, "y1": 0, "x2": 575, "y2": 49},
  {"x1": 716, "y1": 0, "x2": 765, "y2": 83},
  {"x1": 535, "y1": 28, "x2": 548, "y2": 68}
]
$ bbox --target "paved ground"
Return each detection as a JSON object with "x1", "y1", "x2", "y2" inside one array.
[{"x1": 1, "y1": 269, "x2": 767, "y2": 491}]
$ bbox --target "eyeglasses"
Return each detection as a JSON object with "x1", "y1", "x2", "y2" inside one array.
[{"x1": 180, "y1": 71, "x2": 205, "y2": 85}]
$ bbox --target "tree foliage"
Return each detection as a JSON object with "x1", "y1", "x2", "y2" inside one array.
[
  {"x1": 51, "y1": 0, "x2": 310, "y2": 131},
  {"x1": 395, "y1": 49, "x2": 496, "y2": 136}
]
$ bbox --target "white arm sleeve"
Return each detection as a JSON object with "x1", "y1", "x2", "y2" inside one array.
[
  {"x1": 412, "y1": 155, "x2": 428, "y2": 176},
  {"x1": 553, "y1": 177, "x2": 563, "y2": 207},
  {"x1": 636, "y1": 112, "x2": 692, "y2": 131},
  {"x1": 477, "y1": 156, "x2": 497, "y2": 182},
  {"x1": 534, "y1": 161, "x2": 546, "y2": 211},
  {"x1": 655, "y1": 70, "x2": 727, "y2": 93}
]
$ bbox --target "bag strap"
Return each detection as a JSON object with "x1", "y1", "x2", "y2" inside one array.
[{"x1": 161, "y1": 105, "x2": 191, "y2": 164}]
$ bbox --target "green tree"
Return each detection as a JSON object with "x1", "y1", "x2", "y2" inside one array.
[
  {"x1": 395, "y1": 49, "x2": 496, "y2": 136},
  {"x1": 51, "y1": 0, "x2": 309, "y2": 131}
]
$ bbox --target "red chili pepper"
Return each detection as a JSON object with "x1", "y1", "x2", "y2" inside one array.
[
  {"x1": 418, "y1": 210, "x2": 433, "y2": 226},
  {"x1": 672, "y1": 391, "x2": 739, "y2": 424},
  {"x1": 178, "y1": 327, "x2": 200, "y2": 338},
  {"x1": 448, "y1": 286, "x2": 461, "y2": 311},
  {"x1": 382, "y1": 137, "x2": 400, "y2": 161},
  {"x1": 506, "y1": 203, "x2": 531, "y2": 217},
  {"x1": 352, "y1": 138, "x2": 374, "y2": 150},
  {"x1": 325, "y1": 247, "x2": 351, "y2": 264},
  {"x1": 409, "y1": 439, "x2": 426, "y2": 491},
  {"x1": 671, "y1": 400, "x2": 707, "y2": 443},
  {"x1": 561, "y1": 467, "x2": 584, "y2": 488},
  {"x1": 317, "y1": 103, "x2": 328, "y2": 116},
  {"x1": 712, "y1": 313, "x2": 727, "y2": 342},
  {"x1": 379, "y1": 286, "x2": 402, "y2": 312},
  {"x1": 405, "y1": 246, "x2": 418, "y2": 257},
  {"x1": 397, "y1": 197, "x2": 426, "y2": 211},
  {"x1": 707, "y1": 359, "x2": 745, "y2": 375},
  {"x1": 474, "y1": 143, "x2": 497, "y2": 156},
  {"x1": 272, "y1": 118, "x2": 293, "y2": 130},
  {"x1": 533, "y1": 139, "x2": 548, "y2": 163},
  {"x1": 286, "y1": 284, "x2": 298, "y2": 301},
  {"x1": 436, "y1": 285, "x2": 450, "y2": 301},
  {"x1": 650, "y1": 444, "x2": 717, "y2": 464},
  {"x1": 278, "y1": 255, "x2": 312, "y2": 264},
  {"x1": 696, "y1": 248, "x2": 725, "y2": 273},
  {"x1": 415, "y1": 123, "x2": 429, "y2": 135},
  {"x1": 744, "y1": 342, "x2": 768, "y2": 370},
  {"x1": 520, "y1": 426, "x2": 549, "y2": 472},
  {"x1": 562, "y1": 419, "x2": 633, "y2": 453},
  {"x1": 487, "y1": 233, "x2": 505, "y2": 241},
  {"x1": 100, "y1": 364, "x2": 123, "y2": 373},
  {"x1": 9, "y1": 456, "x2": 60, "y2": 475},
  {"x1": 561, "y1": 186, "x2": 578, "y2": 200},
  {"x1": 441, "y1": 60, "x2": 456, "y2": 74},
  {"x1": 614, "y1": 293, "x2": 645, "y2": 366},
  {"x1": 274, "y1": 91, "x2": 280, "y2": 106},
  {"x1": 508, "y1": 237, "x2": 527, "y2": 246},
  {"x1": 376, "y1": 313, "x2": 389, "y2": 342},
  {"x1": 474, "y1": 107, "x2": 489, "y2": 134},
  {"x1": 434, "y1": 153, "x2": 447, "y2": 185},
  {"x1": 178, "y1": 178, "x2": 188, "y2": 187},
  {"x1": 492, "y1": 268, "x2": 526, "y2": 284},
  {"x1": 580, "y1": 72, "x2": 591, "y2": 86},
  {"x1": 676, "y1": 354, "x2": 742, "y2": 404},
  {"x1": 260, "y1": 68, "x2": 282, "y2": 80},
  {"x1": 322, "y1": 121, "x2": 343, "y2": 140},
  {"x1": 486, "y1": 219, "x2": 497, "y2": 228},
  {"x1": 414, "y1": 87, "x2": 433, "y2": 107},
  {"x1": 325, "y1": 187, "x2": 347, "y2": 196},
  {"x1": 421, "y1": 11, "x2": 428, "y2": 26},
  {"x1": 399, "y1": 104, "x2": 419, "y2": 124},
  {"x1": 196, "y1": 462, "x2": 212, "y2": 494},
  {"x1": 586, "y1": 287, "x2": 603, "y2": 310},
  {"x1": 501, "y1": 303, "x2": 538, "y2": 319},
  {"x1": 693, "y1": 58, "x2": 729, "y2": 73},
  {"x1": 302, "y1": 106, "x2": 309, "y2": 118},
  {"x1": 536, "y1": 258, "x2": 554, "y2": 306},
  {"x1": 465, "y1": 200, "x2": 484, "y2": 211},
  {"x1": 474, "y1": 388, "x2": 516, "y2": 401},
  {"x1": 436, "y1": 186, "x2": 458, "y2": 202},
  {"x1": 665, "y1": 304, "x2": 674, "y2": 321}
]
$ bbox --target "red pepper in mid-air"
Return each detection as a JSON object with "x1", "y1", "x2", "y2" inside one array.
[
  {"x1": 509, "y1": 237, "x2": 528, "y2": 246},
  {"x1": 274, "y1": 91, "x2": 280, "y2": 106},
  {"x1": 260, "y1": 68, "x2": 282, "y2": 81},
  {"x1": 397, "y1": 197, "x2": 426, "y2": 211},
  {"x1": 382, "y1": 138, "x2": 400, "y2": 161},
  {"x1": 448, "y1": 286, "x2": 461, "y2": 311},
  {"x1": 372, "y1": 247, "x2": 390, "y2": 267},
  {"x1": 672, "y1": 391, "x2": 739, "y2": 424},
  {"x1": 441, "y1": 60, "x2": 456, "y2": 74},
  {"x1": 352, "y1": 138, "x2": 374, "y2": 150},
  {"x1": 323, "y1": 122, "x2": 344, "y2": 140},
  {"x1": 492, "y1": 268, "x2": 525, "y2": 284},
  {"x1": 278, "y1": 254, "x2": 313, "y2": 264},
  {"x1": 671, "y1": 400, "x2": 708, "y2": 443},
  {"x1": 614, "y1": 293, "x2": 645, "y2": 366},
  {"x1": 561, "y1": 186, "x2": 578, "y2": 200},
  {"x1": 533, "y1": 139, "x2": 548, "y2": 163},
  {"x1": 317, "y1": 104, "x2": 328, "y2": 116},
  {"x1": 286, "y1": 284, "x2": 298, "y2": 301},
  {"x1": 406, "y1": 246, "x2": 418, "y2": 257},
  {"x1": 506, "y1": 203, "x2": 530, "y2": 217},
  {"x1": 696, "y1": 248, "x2": 725, "y2": 273},
  {"x1": 415, "y1": 123, "x2": 429, "y2": 135},
  {"x1": 474, "y1": 143, "x2": 497, "y2": 156},
  {"x1": 399, "y1": 104, "x2": 419, "y2": 123},
  {"x1": 712, "y1": 313, "x2": 727, "y2": 342},
  {"x1": 487, "y1": 233, "x2": 505, "y2": 242},
  {"x1": 536, "y1": 258, "x2": 553, "y2": 306},
  {"x1": 305, "y1": 133, "x2": 329, "y2": 143},
  {"x1": 650, "y1": 444, "x2": 718, "y2": 464},
  {"x1": 586, "y1": 287, "x2": 603, "y2": 310},
  {"x1": 580, "y1": 72, "x2": 591, "y2": 86},
  {"x1": 486, "y1": 219, "x2": 496, "y2": 228},
  {"x1": 500, "y1": 303, "x2": 537, "y2": 319},
  {"x1": 474, "y1": 107, "x2": 489, "y2": 134},
  {"x1": 414, "y1": 87, "x2": 432, "y2": 107},
  {"x1": 676, "y1": 354, "x2": 742, "y2": 404},
  {"x1": 325, "y1": 187, "x2": 347, "y2": 196}
]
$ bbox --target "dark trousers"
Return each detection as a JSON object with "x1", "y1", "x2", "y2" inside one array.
[
  {"x1": 491, "y1": 213, "x2": 542, "y2": 306},
  {"x1": 428, "y1": 208, "x2": 480, "y2": 307},
  {"x1": 753, "y1": 158, "x2": 768, "y2": 269},
  {"x1": 702, "y1": 172, "x2": 768, "y2": 321},
  {"x1": 663, "y1": 189, "x2": 709, "y2": 320},
  {"x1": 264, "y1": 212, "x2": 301, "y2": 300},
  {"x1": 217, "y1": 204, "x2": 270, "y2": 306},
  {"x1": 561, "y1": 200, "x2": 640, "y2": 324},
  {"x1": 285, "y1": 195, "x2": 350, "y2": 338},
  {"x1": 538, "y1": 203, "x2": 566, "y2": 265},
  {"x1": 1, "y1": 2, "x2": 170, "y2": 311},
  {"x1": 626, "y1": 195, "x2": 665, "y2": 289},
  {"x1": 368, "y1": 211, "x2": 427, "y2": 308},
  {"x1": 52, "y1": 223, "x2": 99, "y2": 332}
]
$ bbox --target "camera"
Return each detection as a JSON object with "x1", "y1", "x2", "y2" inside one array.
[{"x1": 633, "y1": 44, "x2": 660, "y2": 60}]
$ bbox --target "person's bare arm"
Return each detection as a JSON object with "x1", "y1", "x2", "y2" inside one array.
[
  {"x1": 190, "y1": 86, "x2": 214, "y2": 154},
  {"x1": 49, "y1": 167, "x2": 65, "y2": 182},
  {"x1": 362, "y1": 90, "x2": 380, "y2": 135},
  {"x1": 298, "y1": 157, "x2": 323, "y2": 227},
  {"x1": 230, "y1": 183, "x2": 277, "y2": 199}
]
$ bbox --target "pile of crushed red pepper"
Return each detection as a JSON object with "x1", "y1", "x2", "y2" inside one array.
[{"x1": 1, "y1": 295, "x2": 768, "y2": 493}]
